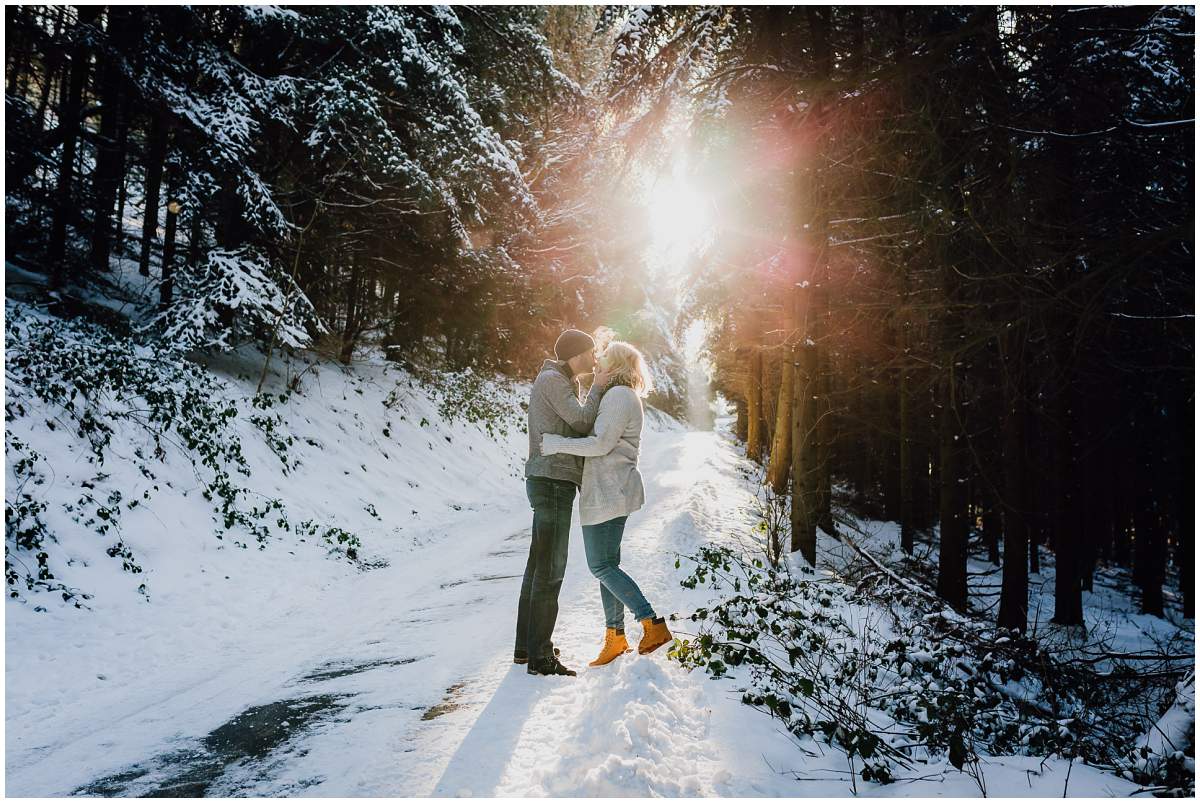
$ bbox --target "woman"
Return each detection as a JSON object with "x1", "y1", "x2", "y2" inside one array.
[{"x1": 541, "y1": 340, "x2": 672, "y2": 667}]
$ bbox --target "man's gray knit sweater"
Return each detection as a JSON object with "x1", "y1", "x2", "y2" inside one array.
[
  {"x1": 524, "y1": 359, "x2": 603, "y2": 487},
  {"x1": 541, "y1": 384, "x2": 645, "y2": 526}
]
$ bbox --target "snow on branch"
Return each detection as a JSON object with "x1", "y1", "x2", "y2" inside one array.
[{"x1": 153, "y1": 247, "x2": 325, "y2": 352}]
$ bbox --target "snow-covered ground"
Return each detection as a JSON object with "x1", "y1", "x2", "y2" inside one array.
[
  {"x1": 832, "y1": 517, "x2": 1193, "y2": 681},
  {"x1": 3, "y1": 330, "x2": 1168, "y2": 796}
]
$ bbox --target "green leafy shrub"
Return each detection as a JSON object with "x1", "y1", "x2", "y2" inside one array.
[{"x1": 294, "y1": 520, "x2": 360, "y2": 561}]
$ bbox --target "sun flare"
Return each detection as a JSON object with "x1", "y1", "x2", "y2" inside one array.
[{"x1": 646, "y1": 175, "x2": 713, "y2": 270}]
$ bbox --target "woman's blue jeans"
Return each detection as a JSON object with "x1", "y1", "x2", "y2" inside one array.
[{"x1": 581, "y1": 515, "x2": 656, "y2": 631}]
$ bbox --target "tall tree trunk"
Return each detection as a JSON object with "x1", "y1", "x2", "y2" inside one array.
[
  {"x1": 1052, "y1": 334, "x2": 1084, "y2": 625},
  {"x1": 340, "y1": 258, "x2": 361, "y2": 364},
  {"x1": 1042, "y1": 7, "x2": 1086, "y2": 624},
  {"x1": 808, "y1": 7, "x2": 835, "y2": 528},
  {"x1": 936, "y1": 359, "x2": 969, "y2": 609},
  {"x1": 1028, "y1": 415, "x2": 1043, "y2": 574},
  {"x1": 34, "y1": 7, "x2": 67, "y2": 136},
  {"x1": 89, "y1": 8, "x2": 129, "y2": 274},
  {"x1": 880, "y1": 323, "x2": 901, "y2": 521},
  {"x1": 767, "y1": 348, "x2": 794, "y2": 494},
  {"x1": 735, "y1": 397, "x2": 748, "y2": 442},
  {"x1": 1179, "y1": 389, "x2": 1195, "y2": 619},
  {"x1": 112, "y1": 99, "x2": 131, "y2": 256},
  {"x1": 1135, "y1": 471, "x2": 1166, "y2": 618},
  {"x1": 932, "y1": 120, "x2": 969, "y2": 608},
  {"x1": 790, "y1": 314, "x2": 819, "y2": 565},
  {"x1": 1078, "y1": 390, "x2": 1101, "y2": 592},
  {"x1": 48, "y1": 6, "x2": 101, "y2": 286},
  {"x1": 746, "y1": 341, "x2": 765, "y2": 464},
  {"x1": 855, "y1": 379, "x2": 874, "y2": 509},
  {"x1": 925, "y1": 397, "x2": 939, "y2": 533},
  {"x1": 158, "y1": 175, "x2": 180, "y2": 309},
  {"x1": 1133, "y1": 389, "x2": 1167, "y2": 617},
  {"x1": 911, "y1": 389, "x2": 935, "y2": 533},
  {"x1": 998, "y1": 325, "x2": 1030, "y2": 632},
  {"x1": 814, "y1": 311, "x2": 833, "y2": 530},
  {"x1": 983, "y1": 481, "x2": 1001, "y2": 566},
  {"x1": 791, "y1": 5, "x2": 834, "y2": 548},
  {"x1": 187, "y1": 211, "x2": 203, "y2": 272},
  {"x1": 1112, "y1": 409, "x2": 1133, "y2": 568},
  {"x1": 1096, "y1": 428, "x2": 1117, "y2": 567},
  {"x1": 893, "y1": 7, "x2": 917, "y2": 556},
  {"x1": 899, "y1": 316, "x2": 915, "y2": 554},
  {"x1": 139, "y1": 111, "x2": 169, "y2": 277},
  {"x1": 761, "y1": 354, "x2": 779, "y2": 446}
]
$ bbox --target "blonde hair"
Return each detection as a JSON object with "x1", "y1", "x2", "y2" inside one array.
[{"x1": 599, "y1": 340, "x2": 655, "y2": 398}]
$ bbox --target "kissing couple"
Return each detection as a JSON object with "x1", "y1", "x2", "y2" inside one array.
[{"x1": 513, "y1": 327, "x2": 672, "y2": 677}]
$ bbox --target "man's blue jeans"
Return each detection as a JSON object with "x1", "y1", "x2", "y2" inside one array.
[
  {"x1": 581, "y1": 515, "x2": 655, "y2": 630},
  {"x1": 515, "y1": 477, "x2": 575, "y2": 661}
]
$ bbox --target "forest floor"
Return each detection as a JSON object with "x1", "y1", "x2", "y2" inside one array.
[{"x1": 4, "y1": 303, "x2": 1183, "y2": 796}]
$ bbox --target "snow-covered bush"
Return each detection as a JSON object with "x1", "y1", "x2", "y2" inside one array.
[
  {"x1": 1121, "y1": 674, "x2": 1196, "y2": 795},
  {"x1": 5, "y1": 303, "x2": 354, "y2": 603},
  {"x1": 153, "y1": 246, "x2": 324, "y2": 352},
  {"x1": 5, "y1": 436, "x2": 64, "y2": 599},
  {"x1": 386, "y1": 365, "x2": 526, "y2": 439},
  {"x1": 668, "y1": 543, "x2": 1188, "y2": 789}
]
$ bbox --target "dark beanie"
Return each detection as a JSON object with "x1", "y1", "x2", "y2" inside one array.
[{"x1": 554, "y1": 329, "x2": 595, "y2": 362}]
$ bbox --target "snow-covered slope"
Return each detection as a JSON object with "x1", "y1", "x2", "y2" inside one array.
[{"x1": 5, "y1": 301, "x2": 534, "y2": 792}]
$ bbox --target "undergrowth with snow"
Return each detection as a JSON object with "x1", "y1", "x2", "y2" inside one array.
[
  {"x1": 4, "y1": 298, "x2": 525, "y2": 610},
  {"x1": 5, "y1": 301, "x2": 355, "y2": 604},
  {"x1": 665, "y1": 489, "x2": 1195, "y2": 796}
]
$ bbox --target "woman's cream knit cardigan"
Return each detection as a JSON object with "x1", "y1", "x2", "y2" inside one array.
[{"x1": 540, "y1": 384, "x2": 645, "y2": 526}]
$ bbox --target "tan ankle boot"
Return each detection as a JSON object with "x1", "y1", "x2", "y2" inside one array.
[
  {"x1": 589, "y1": 627, "x2": 631, "y2": 667},
  {"x1": 638, "y1": 616, "x2": 671, "y2": 655}
]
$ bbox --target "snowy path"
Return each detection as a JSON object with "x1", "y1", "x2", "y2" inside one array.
[
  {"x1": 7, "y1": 421, "x2": 1140, "y2": 797},
  {"x1": 8, "y1": 425, "x2": 807, "y2": 796},
  {"x1": 422, "y1": 428, "x2": 776, "y2": 797}
]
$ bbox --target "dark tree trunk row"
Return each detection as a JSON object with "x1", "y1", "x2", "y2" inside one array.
[{"x1": 49, "y1": 6, "x2": 101, "y2": 286}]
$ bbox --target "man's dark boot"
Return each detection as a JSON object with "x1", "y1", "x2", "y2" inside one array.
[
  {"x1": 527, "y1": 655, "x2": 577, "y2": 677},
  {"x1": 513, "y1": 646, "x2": 559, "y2": 665}
]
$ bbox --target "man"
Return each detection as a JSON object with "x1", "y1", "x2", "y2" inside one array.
[{"x1": 515, "y1": 328, "x2": 609, "y2": 677}]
